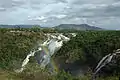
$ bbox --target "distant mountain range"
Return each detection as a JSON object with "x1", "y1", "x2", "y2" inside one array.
[
  {"x1": 0, "y1": 24, "x2": 103, "y2": 30},
  {"x1": 55, "y1": 24, "x2": 103, "y2": 30},
  {"x1": 0, "y1": 25, "x2": 41, "y2": 28}
]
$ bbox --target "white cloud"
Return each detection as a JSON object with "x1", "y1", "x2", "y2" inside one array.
[
  {"x1": 112, "y1": 1, "x2": 120, "y2": 6},
  {"x1": 42, "y1": 20, "x2": 47, "y2": 23},
  {"x1": 0, "y1": 0, "x2": 120, "y2": 29},
  {"x1": 28, "y1": 16, "x2": 46, "y2": 21},
  {"x1": 54, "y1": 15, "x2": 67, "y2": 19},
  {"x1": 34, "y1": 16, "x2": 45, "y2": 20},
  {"x1": 0, "y1": 7, "x2": 6, "y2": 11}
]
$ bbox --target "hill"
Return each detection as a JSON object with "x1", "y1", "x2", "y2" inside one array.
[{"x1": 55, "y1": 24, "x2": 103, "y2": 30}]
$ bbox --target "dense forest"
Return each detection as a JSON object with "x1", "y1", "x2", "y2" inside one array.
[
  {"x1": 0, "y1": 28, "x2": 120, "y2": 80},
  {"x1": 56, "y1": 31, "x2": 120, "y2": 75}
]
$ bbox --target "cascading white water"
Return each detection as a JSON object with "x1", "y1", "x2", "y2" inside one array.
[
  {"x1": 15, "y1": 33, "x2": 74, "y2": 73},
  {"x1": 15, "y1": 48, "x2": 42, "y2": 73},
  {"x1": 93, "y1": 49, "x2": 120, "y2": 79}
]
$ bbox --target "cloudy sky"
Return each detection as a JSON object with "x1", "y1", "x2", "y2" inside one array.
[{"x1": 0, "y1": 0, "x2": 120, "y2": 29}]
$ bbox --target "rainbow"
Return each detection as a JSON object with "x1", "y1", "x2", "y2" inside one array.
[{"x1": 41, "y1": 45, "x2": 59, "y2": 73}]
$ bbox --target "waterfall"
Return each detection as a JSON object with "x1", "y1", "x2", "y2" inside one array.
[
  {"x1": 15, "y1": 33, "x2": 73, "y2": 73},
  {"x1": 15, "y1": 48, "x2": 42, "y2": 73},
  {"x1": 93, "y1": 49, "x2": 120, "y2": 79}
]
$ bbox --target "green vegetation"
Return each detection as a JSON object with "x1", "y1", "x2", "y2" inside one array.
[
  {"x1": 56, "y1": 31, "x2": 120, "y2": 76},
  {"x1": 0, "y1": 28, "x2": 46, "y2": 69},
  {"x1": 0, "y1": 28, "x2": 120, "y2": 80}
]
